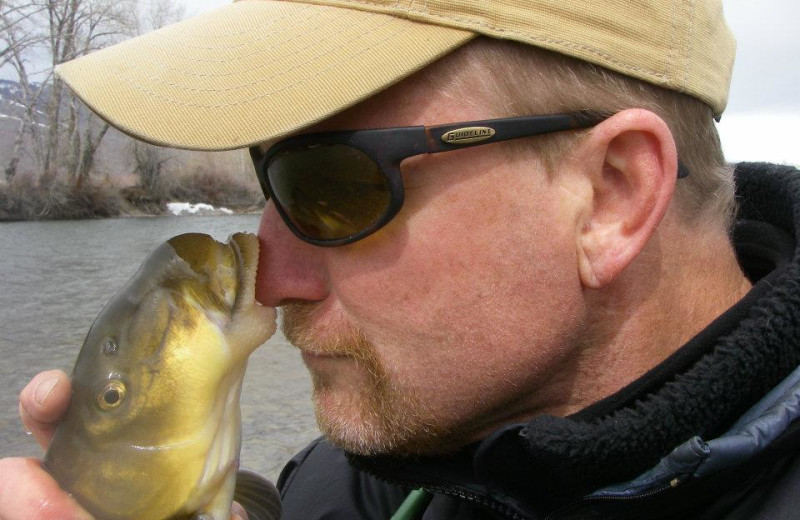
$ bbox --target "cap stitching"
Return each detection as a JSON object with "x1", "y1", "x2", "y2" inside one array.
[
  {"x1": 169, "y1": 5, "x2": 318, "y2": 53},
  {"x1": 169, "y1": 3, "x2": 314, "y2": 46},
  {"x1": 346, "y1": 0, "x2": 669, "y2": 81},
  {"x1": 112, "y1": 18, "x2": 413, "y2": 108},
  {"x1": 145, "y1": 8, "x2": 354, "y2": 70},
  {"x1": 524, "y1": 35, "x2": 667, "y2": 80},
  {"x1": 135, "y1": 15, "x2": 398, "y2": 88},
  {"x1": 667, "y1": 0, "x2": 677, "y2": 80},
  {"x1": 683, "y1": 0, "x2": 696, "y2": 91}
]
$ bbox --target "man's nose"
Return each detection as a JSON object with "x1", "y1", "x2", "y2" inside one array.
[{"x1": 254, "y1": 203, "x2": 329, "y2": 307}]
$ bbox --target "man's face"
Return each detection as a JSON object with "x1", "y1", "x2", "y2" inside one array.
[{"x1": 254, "y1": 70, "x2": 588, "y2": 456}]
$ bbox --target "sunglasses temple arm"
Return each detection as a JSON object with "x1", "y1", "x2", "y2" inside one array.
[
  {"x1": 423, "y1": 111, "x2": 605, "y2": 153},
  {"x1": 424, "y1": 113, "x2": 688, "y2": 178},
  {"x1": 249, "y1": 146, "x2": 265, "y2": 168}
]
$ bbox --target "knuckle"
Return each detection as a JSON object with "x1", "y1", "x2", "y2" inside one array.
[{"x1": 0, "y1": 456, "x2": 24, "y2": 490}]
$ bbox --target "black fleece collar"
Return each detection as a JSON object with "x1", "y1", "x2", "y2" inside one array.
[{"x1": 351, "y1": 163, "x2": 800, "y2": 517}]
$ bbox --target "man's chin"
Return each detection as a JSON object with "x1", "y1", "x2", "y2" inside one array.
[
  {"x1": 283, "y1": 303, "x2": 466, "y2": 455},
  {"x1": 311, "y1": 384, "x2": 466, "y2": 457}
]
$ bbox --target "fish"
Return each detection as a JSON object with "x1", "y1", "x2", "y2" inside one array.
[{"x1": 42, "y1": 232, "x2": 281, "y2": 520}]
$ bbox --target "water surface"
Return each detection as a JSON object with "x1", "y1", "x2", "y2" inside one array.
[{"x1": 0, "y1": 215, "x2": 319, "y2": 483}]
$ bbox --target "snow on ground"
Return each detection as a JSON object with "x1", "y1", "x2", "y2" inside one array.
[{"x1": 166, "y1": 202, "x2": 233, "y2": 216}]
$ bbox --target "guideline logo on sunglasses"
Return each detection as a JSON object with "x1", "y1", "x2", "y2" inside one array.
[{"x1": 441, "y1": 126, "x2": 496, "y2": 145}]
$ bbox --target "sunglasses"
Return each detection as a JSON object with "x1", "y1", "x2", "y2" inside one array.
[{"x1": 250, "y1": 111, "x2": 689, "y2": 247}]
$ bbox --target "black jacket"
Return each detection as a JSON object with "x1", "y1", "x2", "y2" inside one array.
[{"x1": 278, "y1": 163, "x2": 800, "y2": 519}]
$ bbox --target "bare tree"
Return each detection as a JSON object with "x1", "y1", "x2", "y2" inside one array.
[
  {"x1": 132, "y1": 141, "x2": 172, "y2": 193},
  {"x1": 0, "y1": 2, "x2": 48, "y2": 182},
  {"x1": 0, "y1": 0, "x2": 184, "y2": 188},
  {"x1": 69, "y1": 96, "x2": 110, "y2": 187},
  {"x1": 42, "y1": 0, "x2": 137, "y2": 183},
  {"x1": 134, "y1": 0, "x2": 184, "y2": 35},
  {"x1": 123, "y1": 0, "x2": 184, "y2": 192}
]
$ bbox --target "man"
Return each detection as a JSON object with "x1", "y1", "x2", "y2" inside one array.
[{"x1": 2, "y1": 0, "x2": 800, "y2": 518}]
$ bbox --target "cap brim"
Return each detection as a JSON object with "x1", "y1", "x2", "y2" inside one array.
[{"x1": 54, "y1": 1, "x2": 474, "y2": 151}]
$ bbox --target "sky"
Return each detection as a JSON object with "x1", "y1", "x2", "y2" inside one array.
[
  {"x1": 715, "y1": 0, "x2": 800, "y2": 165},
  {"x1": 182, "y1": 0, "x2": 800, "y2": 166}
]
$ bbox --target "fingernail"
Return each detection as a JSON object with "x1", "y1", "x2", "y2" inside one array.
[
  {"x1": 34, "y1": 376, "x2": 59, "y2": 406},
  {"x1": 18, "y1": 402, "x2": 32, "y2": 434}
]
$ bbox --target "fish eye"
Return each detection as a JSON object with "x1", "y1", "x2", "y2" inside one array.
[{"x1": 97, "y1": 380, "x2": 126, "y2": 410}]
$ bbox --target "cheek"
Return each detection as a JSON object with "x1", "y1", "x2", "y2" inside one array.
[
  {"x1": 380, "y1": 156, "x2": 580, "y2": 323},
  {"x1": 327, "y1": 159, "x2": 585, "y2": 408}
]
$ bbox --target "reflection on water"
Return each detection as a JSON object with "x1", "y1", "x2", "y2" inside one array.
[{"x1": 0, "y1": 215, "x2": 319, "y2": 482}]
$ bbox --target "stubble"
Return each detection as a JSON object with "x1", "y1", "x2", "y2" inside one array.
[{"x1": 281, "y1": 303, "x2": 457, "y2": 456}]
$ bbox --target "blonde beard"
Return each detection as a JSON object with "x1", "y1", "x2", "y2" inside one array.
[{"x1": 282, "y1": 303, "x2": 465, "y2": 456}]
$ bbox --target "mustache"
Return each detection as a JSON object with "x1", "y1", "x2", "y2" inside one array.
[{"x1": 281, "y1": 303, "x2": 375, "y2": 362}]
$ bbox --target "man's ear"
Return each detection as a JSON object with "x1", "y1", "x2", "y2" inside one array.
[{"x1": 573, "y1": 109, "x2": 679, "y2": 289}]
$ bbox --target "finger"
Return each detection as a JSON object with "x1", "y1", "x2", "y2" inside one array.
[
  {"x1": 230, "y1": 501, "x2": 249, "y2": 520},
  {"x1": 18, "y1": 370, "x2": 72, "y2": 450},
  {"x1": 0, "y1": 457, "x2": 93, "y2": 520}
]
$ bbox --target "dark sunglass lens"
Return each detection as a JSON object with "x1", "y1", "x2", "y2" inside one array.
[{"x1": 267, "y1": 144, "x2": 392, "y2": 241}]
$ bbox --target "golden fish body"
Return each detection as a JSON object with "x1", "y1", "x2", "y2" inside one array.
[{"x1": 43, "y1": 233, "x2": 277, "y2": 520}]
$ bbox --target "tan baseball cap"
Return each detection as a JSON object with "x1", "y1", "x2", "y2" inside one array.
[{"x1": 55, "y1": 0, "x2": 735, "y2": 151}]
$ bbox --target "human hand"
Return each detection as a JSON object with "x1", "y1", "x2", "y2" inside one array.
[{"x1": 0, "y1": 370, "x2": 249, "y2": 520}]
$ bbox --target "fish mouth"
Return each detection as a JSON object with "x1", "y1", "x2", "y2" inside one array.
[
  {"x1": 227, "y1": 232, "x2": 260, "y2": 312},
  {"x1": 223, "y1": 232, "x2": 277, "y2": 359}
]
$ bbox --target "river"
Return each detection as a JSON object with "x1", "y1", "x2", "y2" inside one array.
[{"x1": 0, "y1": 215, "x2": 319, "y2": 484}]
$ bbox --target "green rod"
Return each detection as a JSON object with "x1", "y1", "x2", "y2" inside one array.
[{"x1": 389, "y1": 488, "x2": 434, "y2": 520}]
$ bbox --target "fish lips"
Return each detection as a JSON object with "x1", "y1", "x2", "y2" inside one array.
[{"x1": 223, "y1": 232, "x2": 277, "y2": 360}]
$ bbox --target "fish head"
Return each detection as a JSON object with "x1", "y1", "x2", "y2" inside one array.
[
  {"x1": 69, "y1": 232, "x2": 273, "y2": 440},
  {"x1": 45, "y1": 232, "x2": 276, "y2": 519}
]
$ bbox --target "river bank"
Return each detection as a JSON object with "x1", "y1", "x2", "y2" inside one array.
[{"x1": 0, "y1": 174, "x2": 264, "y2": 221}]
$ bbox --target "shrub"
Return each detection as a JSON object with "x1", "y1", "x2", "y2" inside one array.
[
  {"x1": 0, "y1": 177, "x2": 124, "y2": 221},
  {"x1": 149, "y1": 169, "x2": 264, "y2": 212}
]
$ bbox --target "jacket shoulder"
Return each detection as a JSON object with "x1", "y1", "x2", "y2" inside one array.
[
  {"x1": 277, "y1": 437, "x2": 408, "y2": 519},
  {"x1": 713, "y1": 443, "x2": 800, "y2": 520}
]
